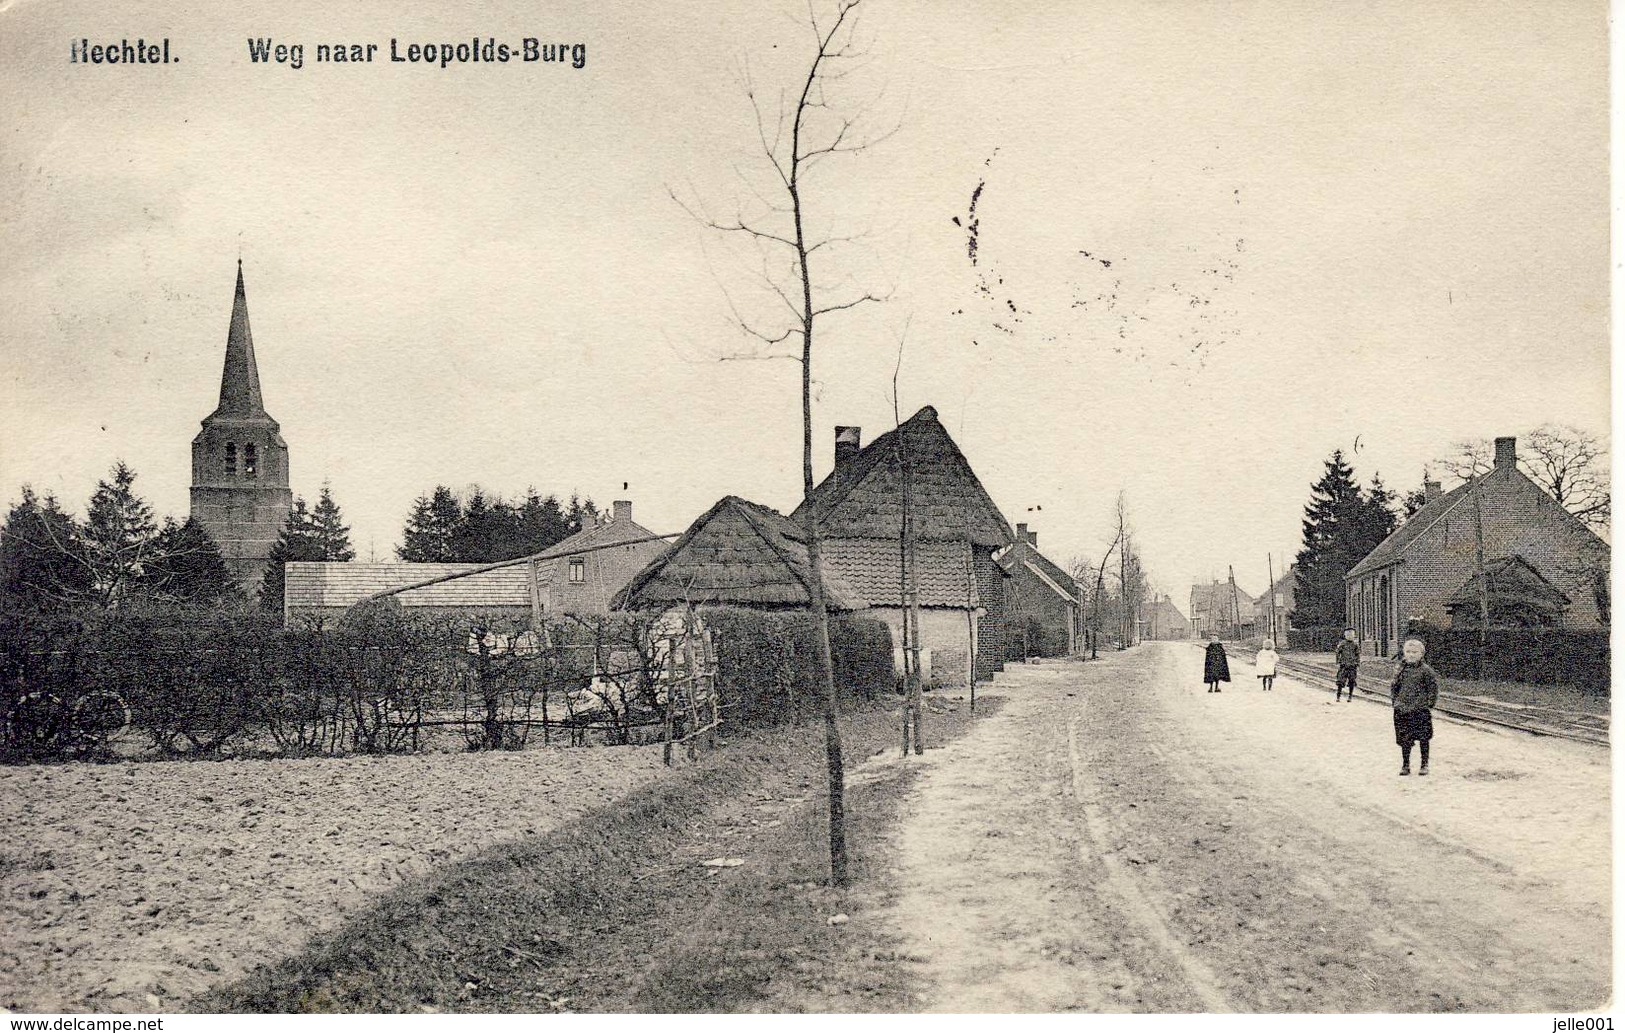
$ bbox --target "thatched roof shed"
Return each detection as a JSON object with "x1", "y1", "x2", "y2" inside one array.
[{"x1": 614, "y1": 496, "x2": 867, "y2": 612}]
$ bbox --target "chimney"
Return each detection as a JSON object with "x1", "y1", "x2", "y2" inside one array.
[
  {"x1": 612, "y1": 500, "x2": 632, "y2": 524},
  {"x1": 1015, "y1": 522, "x2": 1028, "y2": 544},
  {"x1": 834, "y1": 426, "x2": 861, "y2": 466},
  {"x1": 1424, "y1": 479, "x2": 1441, "y2": 501},
  {"x1": 1494, "y1": 436, "x2": 1516, "y2": 469},
  {"x1": 1027, "y1": 529, "x2": 1038, "y2": 547}
]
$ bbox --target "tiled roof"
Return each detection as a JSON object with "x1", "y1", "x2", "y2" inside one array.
[
  {"x1": 1189, "y1": 580, "x2": 1256, "y2": 615},
  {"x1": 284, "y1": 562, "x2": 531, "y2": 610},
  {"x1": 615, "y1": 496, "x2": 866, "y2": 611},
  {"x1": 994, "y1": 540, "x2": 1080, "y2": 603},
  {"x1": 822, "y1": 537, "x2": 981, "y2": 608},
  {"x1": 1346, "y1": 472, "x2": 1488, "y2": 578},
  {"x1": 792, "y1": 405, "x2": 1014, "y2": 547}
]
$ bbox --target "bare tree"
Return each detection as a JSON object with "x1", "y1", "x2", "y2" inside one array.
[
  {"x1": 675, "y1": 0, "x2": 894, "y2": 886},
  {"x1": 1438, "y1": 425, "x2": 1610, "y2": 532},
  {"x1": 1523, "y1": 424, "x2": 1610, "y2": 531}
]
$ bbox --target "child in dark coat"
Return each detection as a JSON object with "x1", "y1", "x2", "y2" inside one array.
[
  {"x1": 1203, "y1": 635, "x2": 1230, "y2": 693},
  {"x1": 1391, "y1": 637, "x2": 1440, "y2": 775},
  {"x1": 1334, "y1": 628, "x2": 1360, "y2": 702}
]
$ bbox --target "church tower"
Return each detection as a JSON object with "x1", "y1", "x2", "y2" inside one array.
[{"x1": 190, "y1": 262, "x2": 292, "y2": 594}]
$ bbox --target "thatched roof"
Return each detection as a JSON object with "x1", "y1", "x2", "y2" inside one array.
[
  {"x1": 792, "y1": 405, "x2": 1014, "y2": 547},
  {"x1": 1446, "y1": 554, "x2": 1572, "y2": 614},
  {"x1": 614, "y1": 496, "x2": 866, "y2": 612}
]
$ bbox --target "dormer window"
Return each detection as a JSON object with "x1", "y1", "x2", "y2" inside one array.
[
  {"x1": 224, "y1": 442, "x2": 237, "y2": 477},
  {"x1": 568, "y1": 558, "x2": 585, "y2": 584},
  {"x1": 244, "y1": 443, "x2": 258, "y2": 478}
]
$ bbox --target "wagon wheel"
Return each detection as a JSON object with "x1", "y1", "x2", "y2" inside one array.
[
  {"x1": 4, "y1": 691, "x2": 70, "y2": 759},
  {"x1": 70, "y1": 690, "x2": 132, "y2": 757}
]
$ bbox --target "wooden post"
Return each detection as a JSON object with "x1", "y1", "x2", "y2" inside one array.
[
  {"x1": 684, "y1": 612, "x2": 702, "y2": 762},
  {"x1": 1267, "y1": 553, "x2": 1277, "y2": 643},
  {"x1": 662, "y1": 636, "x2": 678, "y2": 766}
]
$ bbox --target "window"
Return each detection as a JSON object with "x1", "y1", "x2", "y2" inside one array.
[
  {"x1": 568, "y1": 558, "x2": 585, "y2": 584},
  {"x1": 224, "y1": 442, "x2": 237, "y2": 477},
  {"x1": 244, "y1": 443, "x2": 258, "y2": 478}
]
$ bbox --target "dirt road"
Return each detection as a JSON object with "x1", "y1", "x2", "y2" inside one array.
[{"x1": 887, "y1": 644, "x2": 1610, "y2": 1012}]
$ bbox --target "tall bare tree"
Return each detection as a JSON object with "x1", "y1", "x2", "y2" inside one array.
[
  {"x1": 1438, "y1": 424, "x2": 1610, "y2": 532},
  {"x1": 676, "y1": 0, "x2": 894, "y2": 885}
]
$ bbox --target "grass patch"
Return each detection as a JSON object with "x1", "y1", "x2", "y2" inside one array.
[{"x1": 192, "y1": 697, "x2": 992, "y2": 1013}]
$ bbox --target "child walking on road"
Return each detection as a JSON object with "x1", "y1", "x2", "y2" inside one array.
[
  {"x1": 1204, "y1": 635, "x2": 1230, "y2": 693},
  {"x1": 1255, "y1": 639, "x2": 1279, "y2": 690},
  {"x1": 1334, "y1": 627, "x2": 1360, "y2": 702},
  {"x1": 1391, "y1": 637, "x2": 1440, "y2": 775}
]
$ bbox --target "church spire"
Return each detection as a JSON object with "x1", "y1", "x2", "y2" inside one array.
[{"x1": 215, "y1": 260, "x2": 267, "y2": 417}]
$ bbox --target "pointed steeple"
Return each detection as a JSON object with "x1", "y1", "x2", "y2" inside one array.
[{"x1": 214, "y1": 260, "x2": 268, "y2": 417}]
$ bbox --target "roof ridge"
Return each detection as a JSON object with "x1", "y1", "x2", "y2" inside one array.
[{"x1": 729, "y1": 497, "x2": 817, "y2": 598}]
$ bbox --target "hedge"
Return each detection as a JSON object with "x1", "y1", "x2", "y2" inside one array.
[
  {"x1": 1400, "y1": 620, "x2": 1609, "y2": 693},
  {"x1": 0, "y1": 605, "x2": 898, "y2": 763},
  {"x1": 1286, "y1": 626, "x2": 1348, "y2": 652}
]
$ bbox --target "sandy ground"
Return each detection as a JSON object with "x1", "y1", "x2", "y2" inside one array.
[
  {"x1": 887, "y1": 643, "x2": 1610, "y2": 1012},
  {"x1": 0, "y1": 746, "x2": 667, "y2": 1013}
]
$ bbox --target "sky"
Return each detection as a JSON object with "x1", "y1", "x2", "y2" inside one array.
[{"x1": 0, "y1": 0, "x2": 1609, "y2": 605}]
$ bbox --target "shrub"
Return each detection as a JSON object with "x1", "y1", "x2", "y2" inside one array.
[{"x1": 700, "y1": 607, "x2": 894, "y2": 728}]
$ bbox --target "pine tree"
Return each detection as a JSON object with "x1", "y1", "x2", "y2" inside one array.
[
  {"x1": 516, "y1": 489, "x2": 572, "y2": 553},
  {"x1": 1293, "y1": 450, "x2": 1367, "y2": 627},
  {"x1": 311, "y1": 483, "x2": 356, "y2": 561},
  {"x1": 145, "y1": 518, "x2": 235, "y2": 605},
  {"x1": 0, "y1": 487, "x2": 90, "y2": 612},
  {"x1": 261, "y1": 498, "x2": 325, "y2": 611},
  {"x1": 79, "y1": 461, "x2": 159, "y2": 608},
  {"x1": 1361, "y1": 473, "x2": 1399, "y2": 546},
  {"x1": 451, "y1": 488, "x2": 503, "y2": 562},
  {"x1": 566, "y1": 493, "x2": 599, "y2": 536},
  {"x1": 398, "y1": 486, "x2": 461, "y2": 562}
]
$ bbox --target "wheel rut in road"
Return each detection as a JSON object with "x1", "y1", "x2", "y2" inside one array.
[{"x1": 881, "y1": 647, "x2": 1609, "y2": 1013}]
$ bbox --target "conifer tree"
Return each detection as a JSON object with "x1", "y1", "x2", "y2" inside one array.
[
  {"x1": 398, "y1": 486, "x2": 462, "y2": 562},
  {"x1": 261, "y1": 498, "x2": 324, "y2": 612},
  {"x1": 80, "y1": 461, "x2": 159, "y2": 609},
  {"x1": 1294, "y1": 454, "x2": 1403, "y2": 627},
  {"x1": 1293, "y1": 450, "x2": 1366, "y2": 627},
  {"x1": 0, "y1": 487, "x2": 90, "y2": 612},
  {"x1": 310, "y1": 483, "x2": 356, "y2": 562},
  {"x1": 145, "y1": 518, "x2": 235, "y2": 605}
]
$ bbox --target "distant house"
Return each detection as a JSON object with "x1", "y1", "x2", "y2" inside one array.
[
  {"x1": 1253, "y1": 563, "x2": 1297, "y2": 643},
  {"x1": 996, "y1": 523, "x2": 1081, "y2": 658},
  {"x1": 614, "y1": 495, "x2": 867, "y2": 613},
  {"x1": 1189, "y1": 580, "x2": 1257, "y2": 640},
  {"x1": 534, "y1": 500, "x2": 668, "y2": 616},
  {"x1": 791, "y1": 405, "x2": 1016, "y2": 686},
  {"x1": 284, "y1": 499, "x2": 665, "y2": 628},
  {"x1": 1345, "y1": 436, "x2": 1608, "y2": 656},
  {"x1": 1141, "y1": 594, "x2": 1192, "y2": 640}
]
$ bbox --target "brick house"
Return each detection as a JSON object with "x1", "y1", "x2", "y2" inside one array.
[
  {"x1": 996, "y1": 523, "x2": 1081, "y2": 658},
  {"x1": 1189, "y1": 580, "x2": 1257, "y2": 640},
  {"x1": 1253, "y1": 564, "x2": 1297, "y2": 644},
  {"x1": 791, "y1": 406, "x2": 1015, "y2": 686},
  {"x1": 1141, "y1": 594, "x2": 1192, "y2": 640},
  {"x1": 284, "y1": 500, "x2": 664, "y2": 627},
  {"x1": 1344, "y1": 436, "x2": 1608, "y2": 657}
]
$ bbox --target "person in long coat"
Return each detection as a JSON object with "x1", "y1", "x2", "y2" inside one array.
[{"x1": 1203, "y1": 634, "x2": 1231, "y2": 692}]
